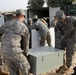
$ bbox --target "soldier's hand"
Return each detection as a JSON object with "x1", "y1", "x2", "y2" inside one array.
[{"x1": 23, "y1": 51, "x2": 28, "y2": 56}]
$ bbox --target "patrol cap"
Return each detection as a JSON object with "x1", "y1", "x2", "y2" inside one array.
[
  {"x1": 16, "y1": 9, "x2": 25, "y2": 16},
  {"x1": 55, "y1": 10, "x2": 65, "y2": 20},
  {"x1": 33, "y1": 15, "x2": 38, "y2": 20}
]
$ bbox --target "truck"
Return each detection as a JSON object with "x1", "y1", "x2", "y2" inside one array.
[{"x1": 27, "y1": 7, "x2": 60, "y2": 27}]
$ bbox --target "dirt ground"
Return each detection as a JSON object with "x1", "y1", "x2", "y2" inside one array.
[
  {"x1": 29, "y1": 72, "x2": 64, "y2": 75},
  {"x1": 41, "y1": 73, "x2": 63, "y2": 75},
  {"x1": 30, "y1": 70, "x2": 62, "y2": 75}
]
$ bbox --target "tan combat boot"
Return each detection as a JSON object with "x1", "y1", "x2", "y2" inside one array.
[
  {"x1": 62, "y1": 68, "x2": 74, "y2": 75},
  {"x1": 0, "y1": 69, "x2": 9, "y2": 75},
  {"x1": 56, "y1": 65, "x2": 68, "y2": 74}
]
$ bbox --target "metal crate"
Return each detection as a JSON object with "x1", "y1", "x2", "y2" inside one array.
[{"x1": 28, "y1": 47, "x2": 64, "y2": 75}]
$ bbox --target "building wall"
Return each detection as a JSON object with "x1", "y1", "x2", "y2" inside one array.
[{"x1": 0, "y1": 15, "x2": 4, "y2": 27}]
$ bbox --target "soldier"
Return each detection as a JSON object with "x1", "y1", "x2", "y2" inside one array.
[
  {"x1": 11, "y1": 14, "x2": 16, "y2": 20},
  {"x1": 23, "y1": 18, "x2": 32, "y2": 48},
  {"x1": 50, "y1": 16, "x2": 58, "y2": 28},
  {"x1": 26, "y1": 18, "x2": 33, "y2": 35},
  {"x1": 0, "y1": 12, "x2": 9, "y2": 75},
  {"x1": 33, "y1": 15, "x2": 51, "y2": 46},
  {"x1": 0, "y1": 9, "x2": 30, "y2": 75},
  {"x1": 41, "y1": 17, "x2": 48, "y2": 27},
  {"x1": 27, "y1": 18, "x2": 32, "y2": 48},
  {"x1": 55, "y1": 10, "x2": 76, "y2": 75}
]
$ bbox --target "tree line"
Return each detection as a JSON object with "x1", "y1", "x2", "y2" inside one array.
[{"x1": 27, "y1": 0, "x2": 74, "y2": 8}]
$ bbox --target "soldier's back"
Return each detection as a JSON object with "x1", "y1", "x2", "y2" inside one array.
[
  {"x1": 35, "y1": 20, "x2": 49, "y2": 33},
  {"x1": 1, "y1": 20, "x2": 28, "y2": 55}
]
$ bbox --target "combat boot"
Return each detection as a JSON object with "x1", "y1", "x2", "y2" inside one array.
[
  {"x1": 62, "y1": 68, "x2": 74, "y2": 75},
  {"x1": 0, "y1": 69, "x2": 9, "y2": 75},
  {"x1": 56, "y1": 65, "x2": 68, "y2": 74}
]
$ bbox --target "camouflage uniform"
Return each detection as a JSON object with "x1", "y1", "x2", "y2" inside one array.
[
  {"x1": 0, "y1": 55, "x2": 3, "y2": 70},
  {"x1": 33, "y1": 19, "x2": 51, "y2": 46},
  {"x1": 51, "y1": 20, "x2": 58, "y2": 27},
  {"x1": 27, "y1": 18, "x2": 32, "y2": 35},
  {"x1": 0, "y1": 12, "x2": 4, "y2": 70},
  {"x1": 60, "y1": 17, "x2": 76, "y2": 69},
  {"x1": 56, "y1": 16, "x2": 76, "y2": 74},
  {"x1": 27, "y1": 18, "x2": 32, "y2": 48},
  {"x1": 23, "y1": 18, "x2": 32, "y2": 48},
  {"x1": 0, "y1": 20, "x2": 30, "y2": 75},
  {"x1": 55, "y1": 10, "x2": 76, "y2": 75},
  {"x1": 55, "y1": 21, "x2": 66, "y2": 49}
]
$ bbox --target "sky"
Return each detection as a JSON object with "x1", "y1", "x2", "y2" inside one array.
[{"x1": 0, "y1": 0, "x2": 28, "y2": 12}]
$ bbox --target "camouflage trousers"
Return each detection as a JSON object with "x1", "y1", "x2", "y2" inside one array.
[
  {"x1": 4, "y1": 53, "x2": 30, "y2": 75},
  {"x1": 63, "y1": 48, "x2": 76, "y2": 70},
  {"x1": 66, "y1": 45, "x2": 76, "y2": 70},
  {"x1": 0, "y1": 55, "x2": 3, "y2": 70},
  {"x1": 40, "y1": 32, "x2": 51, "y2": 46}
]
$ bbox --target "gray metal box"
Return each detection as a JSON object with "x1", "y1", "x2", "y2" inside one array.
[{"x1": 28, "y1": 47, "x2": 63, "y2": 75}]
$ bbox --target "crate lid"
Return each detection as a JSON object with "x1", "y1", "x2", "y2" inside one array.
[{"x1": 28, "y1": 46, "x2": 63, "y2": 57}]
